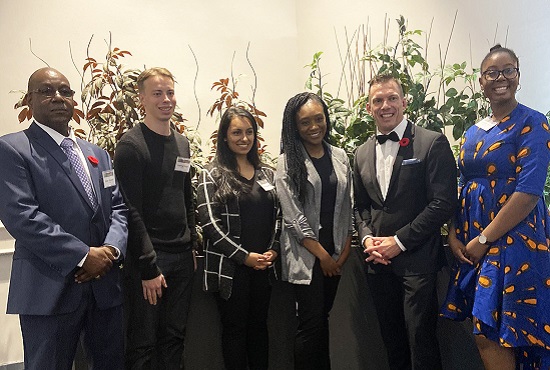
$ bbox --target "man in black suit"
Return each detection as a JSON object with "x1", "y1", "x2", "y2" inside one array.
[{"x1": 354, "y1": 74, "x2": 456, "y2": 370}]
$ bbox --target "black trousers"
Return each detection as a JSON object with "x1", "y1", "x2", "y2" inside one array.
[
  {"x1": 216, "y1": 265, "x2": 272, "y2": 370},
  {"x1": 366, "y1": 272, "x2": 442, "y2": 370},
  {"x1": 293, "y1": 259, "x2": 340, "y2": 370},
  {"x1": 124, "y1": 249, "x2": 195, "y2": 370}
]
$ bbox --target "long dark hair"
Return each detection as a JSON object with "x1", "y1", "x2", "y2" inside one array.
[
  {"x1": 280, "y1": 92, "x2": 331, "y2": 201},
  {"x1": 211, "y1": 106, "x2": 261, "y2": 203}
]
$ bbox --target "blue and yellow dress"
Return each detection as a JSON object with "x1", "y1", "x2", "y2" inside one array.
[{"x1": 441, "y1": 103, "x2": 550, "y2": 368}]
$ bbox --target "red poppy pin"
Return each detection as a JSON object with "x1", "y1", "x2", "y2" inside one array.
[
  {"x1": 87, "y1": 156, "x2": 99, "y2": 166},
  {"x1": 399, "y1": 138, "x2": 410, "y2": 147}
]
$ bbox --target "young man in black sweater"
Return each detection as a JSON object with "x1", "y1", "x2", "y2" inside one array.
[{"x1": 114, "y1": 67, "x2": 196, "y2": 369}]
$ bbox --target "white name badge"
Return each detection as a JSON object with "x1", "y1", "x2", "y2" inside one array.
[
  {"x1": 174, "y1": 157, "x2": 191, "y2": 173},
  {"x1": 102, "y1": 170, "x2": 116, "y2": 188},
  {"x1": 257, "y1": 178, "x2": 275, "y2": 191},
  {"x1": 475, "y1": 116, "x2": 498, "y2": 131}
]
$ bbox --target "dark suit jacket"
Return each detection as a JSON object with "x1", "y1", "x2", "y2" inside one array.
[
  {"x1": 354, "y1": 121, "x2": 456, "y2": 276},
  {"x1": 0, "y1": 123, "x2": 128, "y2": 315}
]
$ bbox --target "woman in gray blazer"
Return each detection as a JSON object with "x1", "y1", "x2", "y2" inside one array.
[{"x1": 275, "y1": 92, "x2": 353, "y2": 370}]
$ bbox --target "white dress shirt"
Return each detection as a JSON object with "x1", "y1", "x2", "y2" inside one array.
[{"x1": 374, "y1": 118, "x2": 408, "y2": 251}]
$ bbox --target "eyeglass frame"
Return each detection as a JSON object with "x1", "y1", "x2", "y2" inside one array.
[
  {"x1": 481, "y1": 67, "x2": 519, "y2": 81},
  {"x1": 28, "y1": 86, "x2": 76, "y2": 99}
]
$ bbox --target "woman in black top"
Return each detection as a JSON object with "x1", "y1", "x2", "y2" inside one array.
[
  {"x1": 197, "y1": 106, "x2": 280, "y2": 370},
  {"x1": 275, "y1": 92, "x2": 353, "y2": 369}
]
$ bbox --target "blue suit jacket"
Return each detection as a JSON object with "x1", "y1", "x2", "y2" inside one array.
[{"x1": 0, "y1": 123, "x2": 128, "y2": 315}]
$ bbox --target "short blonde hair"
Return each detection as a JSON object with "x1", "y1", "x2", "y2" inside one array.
[{"x1": 137, "y1": 67, "x2": 175, "y2": 92}]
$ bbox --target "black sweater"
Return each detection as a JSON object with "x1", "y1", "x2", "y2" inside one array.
[{"x1": 114, "y1": 123, "x2": 196, "y2": 279}]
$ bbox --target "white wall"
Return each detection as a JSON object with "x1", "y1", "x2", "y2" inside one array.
[
  {"x1": 293, "y1": 0, "x2": 550, "y2": 114},
  {"x1": 1, "y1": 0, "x2": 549, "y2": 365}
]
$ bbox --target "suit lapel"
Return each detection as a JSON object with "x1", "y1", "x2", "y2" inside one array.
[
  {"x1": 365, "y1": 137, "x2": 384, "y2": 203},
  {"x1": 27, "y1": 123, "x2": 95, "y2": 210},
  {"x1": 386, "y1": 121, "x2": 415, "y2": 198}
]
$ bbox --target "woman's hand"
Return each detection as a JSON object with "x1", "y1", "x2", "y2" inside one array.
[
  {"x1": 319, "y1": 254, "x2": 341, "y2": 277},
  {"x1": 262, "y1": 250, "x2": 278, "y2": 262},
  {"x1": 245, "y1": 252, "x2": 272, "y2": 270},
  {"x1": 464, "y1": 237, "x2": 489, "y2": 265}
]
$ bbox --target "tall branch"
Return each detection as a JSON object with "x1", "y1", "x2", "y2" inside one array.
[
  {"x1": 188, "y1": 45, "x2": 202, "y2": 130},
  {"x1": 29, "y1": 39, "x2": 49, "y2": 67},
  {"x1": 245, "y1": 42, "x2": 258, "y2": 110}
]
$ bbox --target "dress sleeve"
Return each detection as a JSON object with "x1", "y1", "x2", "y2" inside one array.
[{"x1": 514, "y1": 112, "x2": 550, "y2": 196}]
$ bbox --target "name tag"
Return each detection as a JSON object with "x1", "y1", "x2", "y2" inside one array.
[
  {"x1": 174, "y1": 157, "x2": 191, "y2": 173},
  {"x1": 257, "y1": 178, "x2": 275, "y2": 191},
  {"x1": 102, "y1": 170, "x2": 116, "y2": 188},
  {"x1": 475, "y1": 116, "x2": 498, "y2": 131}
]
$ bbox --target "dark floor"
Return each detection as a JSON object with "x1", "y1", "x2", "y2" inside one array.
[
  {"x1": 72, "y1": 246, "x2": 483, "y2": 369},
  {"x1": 183, "y1": 247, "x2": 484, "y2": 370}
]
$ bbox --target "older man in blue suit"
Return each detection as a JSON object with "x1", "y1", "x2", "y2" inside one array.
[{"x1": 0, "y1": 67, "x2": 128, "y2": 370}]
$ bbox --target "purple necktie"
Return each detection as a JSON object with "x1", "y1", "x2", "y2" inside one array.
[{"x1": 60, "y1": 138, "x2": 98, "y2": 210}]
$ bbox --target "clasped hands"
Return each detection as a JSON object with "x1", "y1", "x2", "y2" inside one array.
[
  {"x1": 363, "y1": 236, "x2": 402, "y2": 265},
  {"x1": 448, "y1": 237, "x2": 487, "y2": 265},
  {"x1": 74, "y1": 245, "x2": 117, "y2": 283},
  {"x1": 245, "y1": 250, "x2": 278, "y2": 270}
]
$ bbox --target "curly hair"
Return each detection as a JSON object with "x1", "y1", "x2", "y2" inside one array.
[
  {"x1": 280, "y1": 92, "x2": 331, "y2": 202},
  {"x1": 211, "y1": 106, "x2": 262, "y2": 203}
]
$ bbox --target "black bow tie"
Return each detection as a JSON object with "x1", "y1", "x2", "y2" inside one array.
[{"x1": 376, "y1": 131, "x2": 399, "y2": 144}]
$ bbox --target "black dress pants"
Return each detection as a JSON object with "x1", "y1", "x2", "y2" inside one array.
[
  {"x1": 124, "y1": 249, "x2": 195, "y2": 370},
  {"x1": 293, "y1": 259, "x2": 340, "y2": 370},
  {"x1": 366, "y1": 272, "x2": 442, "y2": 370},
  {"x1": 216, "y1": 265, "x2": 272, "y2": 370}
]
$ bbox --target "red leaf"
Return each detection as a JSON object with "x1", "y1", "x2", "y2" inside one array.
[
  {"x1": 87, "y1": 107, "x2": 102, "y2": 119},
  {"x1": 18, "y1": 108, "x2": 29, "y2": 123},
  {"x1": 91, "y1": 101, "x2": 106, "y2": 110},
  {"x1": 74, "y1": 108, "x2": 85, "y2": 119},
  {"x1": 73, "y1": 111, "x2": 81, "y2": 124}
]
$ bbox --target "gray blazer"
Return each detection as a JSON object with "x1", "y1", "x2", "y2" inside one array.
[{"x1": 275, "y1": 142, "x2": 353, "y2": 285}]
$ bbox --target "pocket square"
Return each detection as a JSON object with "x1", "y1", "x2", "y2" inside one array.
[{"x1": 402, "y1": 158, "x2": 421, "y2": 165}]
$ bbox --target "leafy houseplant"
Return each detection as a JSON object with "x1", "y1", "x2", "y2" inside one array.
[
  {"x1": 205, "y1": 45, "x2": 275, "y2": 166},
  {"x1": 13, "y1": 37, "x2": 206, "y2": 173},
  {"x1": 305, "y1": 14, "x2": 489, "y2": 161}
]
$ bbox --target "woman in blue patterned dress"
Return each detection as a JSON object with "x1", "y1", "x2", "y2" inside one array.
[{"x1": 441, "y1": 45, "x2": 550, "y2": 369}]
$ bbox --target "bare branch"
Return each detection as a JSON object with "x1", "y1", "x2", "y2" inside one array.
[
  {"x1": 188, "y1": 45, "x2": 202, "y2": 130},
  {"x1": 69, "y1": 41, "x2": 83, "y2": 80},
  {"x1": 230, "y1": 50, "x2": 237, "y2": 100},
  {"x1": 245, "y1": 42, "x2": 258, "y2": 110},
  {"x1": 29, "y1": 39, "x2": 49, "y2": 67}
]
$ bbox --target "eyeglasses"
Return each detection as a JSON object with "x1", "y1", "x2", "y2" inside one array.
[
  {"x1": 481, "y1": 67, "x2": 519, "y2": 81},
  {"x1": 29, "y1": 87, "x2": 75, "y2": 98}
]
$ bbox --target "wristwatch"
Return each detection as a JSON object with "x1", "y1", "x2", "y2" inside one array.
[{"x1": 478, "y1": 234, "x2": 488, "y2": 245}]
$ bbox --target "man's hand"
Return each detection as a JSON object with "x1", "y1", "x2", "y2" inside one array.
[
  {"x1": 142, "y1": 274, "x2": 168, "y2": 305},
  {"x1": 364, "y1": 236, "x2": 401, "y2": 265},
  {"x1": 75, "y1": 246, "x2": 116, "y2": 283},
  {"x1": 449, "y1": 238, "x2": 473, "y2": 265}
]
